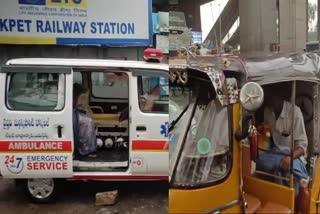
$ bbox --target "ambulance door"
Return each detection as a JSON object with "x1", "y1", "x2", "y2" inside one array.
[
  {"x1": 0, "y1": 66, "x2": 73, "y2": 178},
  {"x1": 130, "y1": 69, "x2": 169, "y2": 175}
]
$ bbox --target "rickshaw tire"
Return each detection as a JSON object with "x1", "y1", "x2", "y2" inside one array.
[{"x1": 15, "y1": 178, "x2": 64, "y2": 203}]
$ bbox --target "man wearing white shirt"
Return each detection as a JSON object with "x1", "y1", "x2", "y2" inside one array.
[{"x1": 256, "y1": 85, "x2": 309, "y2": 196}]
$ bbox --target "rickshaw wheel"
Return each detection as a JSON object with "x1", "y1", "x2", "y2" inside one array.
[{"x1": 16, "y1": 178, "x2": 62, "y2": 203}]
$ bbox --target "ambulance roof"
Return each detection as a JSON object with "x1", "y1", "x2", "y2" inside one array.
[{"x1": 6, "y1": 58, "x2": 168, "y2": 71}]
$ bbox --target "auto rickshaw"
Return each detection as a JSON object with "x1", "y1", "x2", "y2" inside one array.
[{"x1": 169, "y1": 50, "x2": 320, "y2": 214}]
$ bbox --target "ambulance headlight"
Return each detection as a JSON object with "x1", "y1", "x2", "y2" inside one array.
[{"x1": 240, "y1": 82, "x2": 264, "y2": 112}]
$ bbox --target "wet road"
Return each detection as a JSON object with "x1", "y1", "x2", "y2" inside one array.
[{"x1": 0, "y1": 179, "x2": 168, "y2": 214}]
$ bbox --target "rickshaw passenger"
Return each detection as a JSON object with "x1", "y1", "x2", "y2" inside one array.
[{"x1": 256, "y1": 85, "x2": 308, "y2": 196}]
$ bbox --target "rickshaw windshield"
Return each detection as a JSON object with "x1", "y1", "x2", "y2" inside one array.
[
  {"x1": 169, "y1": 84, "x2": 197, "y2": 176},
  {"x1": 169, "y1": 76, "x2": 232, "y2": 188}
]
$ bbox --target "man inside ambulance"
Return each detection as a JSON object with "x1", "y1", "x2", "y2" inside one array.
[
  {"x1": 256, "y1": 83, "x2": 309, "y2": 196},
  {"x1": 142, "y1": 83, "x2": 160, "y2": 111},
  {"x1": 119, "y1": 77, "x2": 161, "y2": 122},
  {"x1": 73, "y1": 83, "x2": 97, "y2": 158}
]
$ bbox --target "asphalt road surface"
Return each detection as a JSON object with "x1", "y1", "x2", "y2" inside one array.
[{"x1": 0, "y1": 179, "x2": 168, "y2": 214}]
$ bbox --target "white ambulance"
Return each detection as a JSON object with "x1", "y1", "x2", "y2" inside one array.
[{"x1": 0, "y1": 48, "x2": 169, "y2": 202}]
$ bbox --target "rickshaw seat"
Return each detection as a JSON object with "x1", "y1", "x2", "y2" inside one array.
[
  {"x1": 257, "y1": 201, "x2": 291, "y2": 214},
  {"x1": 245, "y1": 193, "x2": 261, "y2": 214}
]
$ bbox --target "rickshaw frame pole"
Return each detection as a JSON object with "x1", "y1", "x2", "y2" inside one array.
[{"x1": 290, "y1": 81, "x2": 296, "y2": 188}]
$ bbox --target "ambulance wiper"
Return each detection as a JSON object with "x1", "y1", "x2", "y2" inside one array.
[{"x1": 169, "y1": 104, "x2": 190, "y2": 132}]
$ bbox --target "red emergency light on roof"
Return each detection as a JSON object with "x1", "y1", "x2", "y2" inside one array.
[{"x1": 143, "y1": 48, "x2": 163, "y2": 62}]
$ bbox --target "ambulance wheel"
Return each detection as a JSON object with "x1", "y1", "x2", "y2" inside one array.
[{"x1": 17, "y1": 178, "x2": 62, "y2": 203}]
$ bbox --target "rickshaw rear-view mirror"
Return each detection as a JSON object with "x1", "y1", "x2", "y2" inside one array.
[{"x1": 240, "y1": 82, "x2": 264, "y2": 112}]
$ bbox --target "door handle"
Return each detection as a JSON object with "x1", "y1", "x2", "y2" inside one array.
[
  {"x1": 136, "y1": 126, "x2": 146, "y2": 131},
  {"x1": 57, "y1": 125, "x2": 63, "y2": 138}
]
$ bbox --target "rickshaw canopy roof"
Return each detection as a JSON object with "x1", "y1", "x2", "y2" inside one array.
[
  {"x1": 170, "y1": 54, "x2": 247, "y2": 106},
  {"x1": 246, "y1": 52, "x2": 320, "y2": 85},
  {"x1": 169, "y1": 54, "x2": 247, "y2": 77}
]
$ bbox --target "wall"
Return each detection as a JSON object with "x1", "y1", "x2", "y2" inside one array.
[
  {"x1": 239, "y1": 0, "x2": 278, "y2": 57},
  {"x1": 279, "y1": 0, "x2": 307, "y2": 53}
]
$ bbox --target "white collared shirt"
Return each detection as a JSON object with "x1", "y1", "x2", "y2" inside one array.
[{"x1": 264, "y1": 101, "x2": 308, "y2": 156}]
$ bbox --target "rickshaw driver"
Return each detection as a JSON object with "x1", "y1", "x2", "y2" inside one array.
[{"x1": 256, "y1": 85, "x2": 309, "y2": 196}]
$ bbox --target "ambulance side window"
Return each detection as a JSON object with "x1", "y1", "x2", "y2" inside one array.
[
  {"x1": 138, "y1": 76, "x2": 168, "y2": 113},
  {"x1": 91, "y1": 72, "x2": 129, "y2": 99},
  {"x1": 73, "y1": 72, "x2": 82, "y2": 85},
  {"x1": 6, "y1": 72, "x2": 65, "y2": 111}
]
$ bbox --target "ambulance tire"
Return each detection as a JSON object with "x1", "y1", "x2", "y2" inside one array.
[{"x1": 16, "y1": 178, "x2": 63, "y2": 203}]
